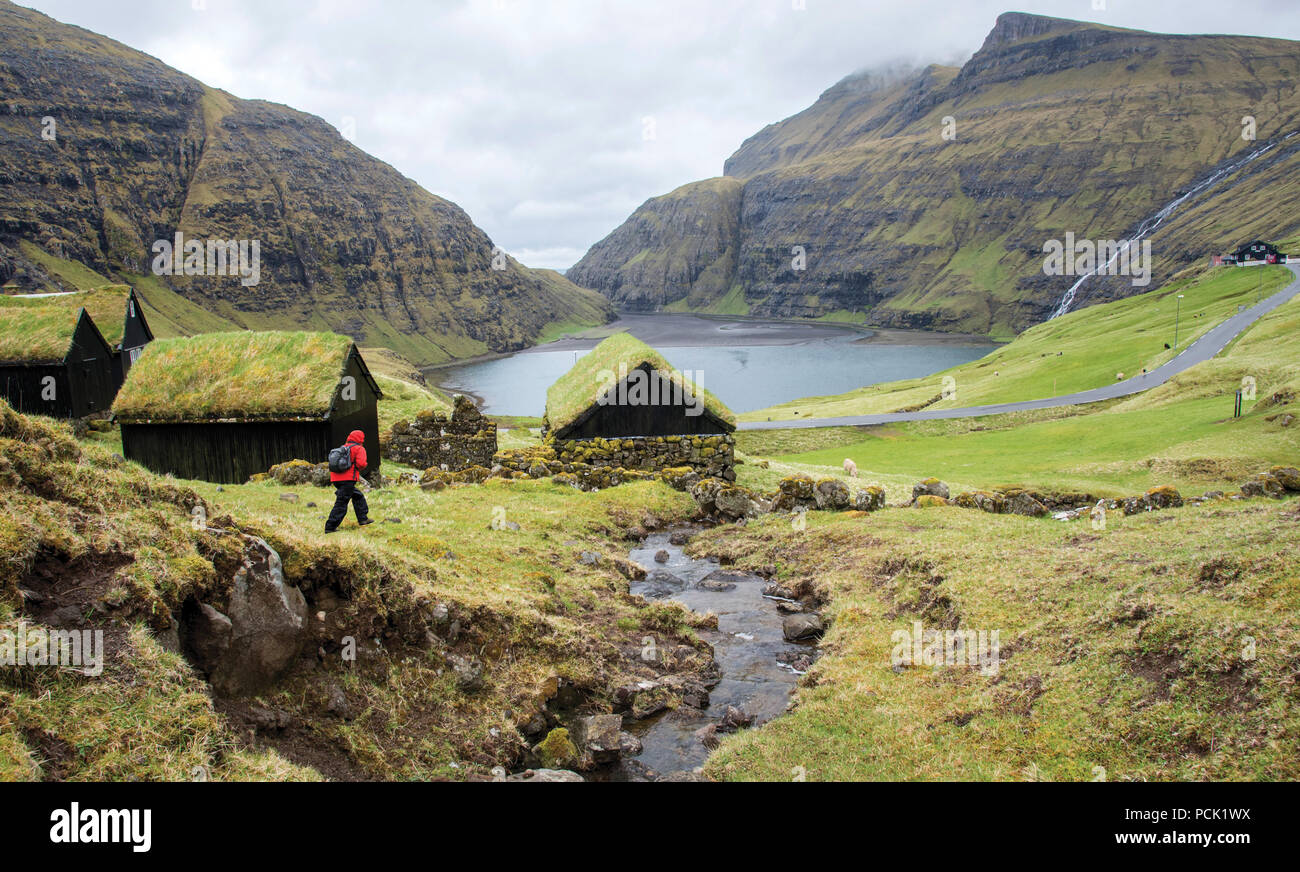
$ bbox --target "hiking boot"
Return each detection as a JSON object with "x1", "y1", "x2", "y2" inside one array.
[
  {"x1": 324, "y1": 526, "x2": 338, "y2": 534},
  {"x1": 357, "y1": 518, "x2": 375, "y2": 527}
]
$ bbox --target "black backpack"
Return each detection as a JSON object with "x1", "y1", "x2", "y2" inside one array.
[{"x1": 327, "y1": 442, "x2": 354, "y2": 473}]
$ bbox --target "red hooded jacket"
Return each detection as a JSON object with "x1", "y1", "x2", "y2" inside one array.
[{"x1": 330, "y1": 430, "x2": 368, "y2": 483}]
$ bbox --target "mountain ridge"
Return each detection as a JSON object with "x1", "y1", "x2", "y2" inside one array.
[
  {"x1": 0, "y1": 0, "x2": 613, "y2": 365},
  {"x1": 568, "y1": 12, "x2": 1300, "y2": 337}
]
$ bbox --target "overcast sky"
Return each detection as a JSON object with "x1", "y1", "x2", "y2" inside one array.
[{"x1": 23, "y1": 0, "x2": 1300, "y2": 270}]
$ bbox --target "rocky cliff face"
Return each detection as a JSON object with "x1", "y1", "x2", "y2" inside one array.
[
  {"x1": 0, "y1": 1, "x2": 611, "y2": 364},
  {"x1": 571, "y1": 13, "x2": 1300, "y2": 336},
  {"x1": 565, "y1": 177, "x2": 743, "y2": 312}
]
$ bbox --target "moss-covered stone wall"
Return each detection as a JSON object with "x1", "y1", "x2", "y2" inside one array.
[
  {"x1": 384, "y1": 395, "x2": 497, "y2": 471},
  {"x1": 546, "y1": 433, "x2": 735, "y2": 480}
]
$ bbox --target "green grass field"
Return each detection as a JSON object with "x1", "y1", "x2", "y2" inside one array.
[
  {"x1": 743, "y1": 264, "x2": 1293, "y2": 423},
  {"x1": 734, "y1": 264, "x2": 1300, "y2": 497},
  {"x1": 694, "y1": 494, "x2": 1300, "y2": 781}
]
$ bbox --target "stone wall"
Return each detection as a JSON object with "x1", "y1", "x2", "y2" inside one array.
[
  {"x1": 548, "y1": 433, "x2": 735, "y2": 481},
  {"x1": 384, "y1": 395, "x2": 497, "y2": 472}
]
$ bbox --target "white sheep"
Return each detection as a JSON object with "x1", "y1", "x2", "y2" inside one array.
[{"x1": 843, "y1": 458, "x2": 858, "y2": 478}]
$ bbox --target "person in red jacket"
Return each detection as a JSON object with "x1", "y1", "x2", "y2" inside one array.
[{"x1": 325, "y1": 430, "x2": 373, "y2": 533}]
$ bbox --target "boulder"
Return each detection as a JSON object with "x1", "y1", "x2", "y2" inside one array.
[
  {"x1": 813, "y1": 478, "x2": 852, "y2": 510},
  {"x1": 571, "y1": 714, "x2": 624, "y2": 764},
  {"x1": 533, "y1": 728, "x2": 580, "y2": 769},
  {"x1": 447, "y1": 653, "x2": 484, "y2": 692},
  {"x1": 953, "y1": 490, "x2": 1006, "y2": 513},
  {"x1": 268, "y1": 459, "x2": 331, "y2": 487},
  {"x1": 783, "y1": 612, "x2": 824, "y2": 642},
  {"x1": 912, "y1": 478, "x2": 950, "y2": 502},
  {"x1": 1240, "y1": 473, "x2": 1285, "y2": 499},
  {"x1": 181, "y1": 602, "x2": 232, "y2": 667},
  {"x1": 1144, "y1": 485, "x2": 1183, "y2": 510},
  {"x1": 1005, "y1": 491, "x2": 1048, "y2": 517},
  {"x1": 1269, "y1": 466, "x2": 1300, "y2": 492},
  {"x1": 694, "y1": 723, "x2": 721, "y2": 750},
  {"x1": 689, "y1": 477, "x2": 726, "y2": 514},
  {"x1": 719, "y1": 705, "x2": 753, "y2": 731},
  {"x1": 506, "y1": 768, "x2": 585, "y2": 783},
  {"x1": 778, "y1": 474, "x2": 816, "y2": 502},
  {"x1": 698, "y1": 569, "x2": 742, "y2": 592},
  {"x1": 715, "y1": 484, "x2": 758, "y2": 518},
  {"x1": 202, "y1": 535, "x2": 309, "y2": 697},
  {"x1": 915, "y1": 495, "x2": 948, "y2": 508},
  {"x1": 852, "y1": 486, "x2": 887, "y2": 512}
]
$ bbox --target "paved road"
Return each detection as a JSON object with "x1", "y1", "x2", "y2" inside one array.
[{"x1": 739, "y1": 264, "x2": 1300, "y2": 431}]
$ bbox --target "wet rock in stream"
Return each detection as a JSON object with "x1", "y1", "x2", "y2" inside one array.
[{"x1": 782, "y1": 613, "x2": 824, "y2": 642}]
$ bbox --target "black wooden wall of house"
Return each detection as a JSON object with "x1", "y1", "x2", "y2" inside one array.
[
  {"x1": 558, "y1": 369, "x2": 731, "y2": 439},
  {"x1": 120, "y1": 290, "x2": 153, "y2": 381},
  {"x1": 328, "y1": 348, "x2": 382, "y2": 474},
  {"x1": 67, "y1": 312, "x2": 117, "y2": 416},
  {"x1": 0, "y1": 364, "x2": 72, "y2": 417},
  {"x1": 121, "y1": 420, "x2": 335, "y2": 483},
  {"x1": 1235, "y1": 241, "x2": 1282, "y2": 261},
  {"x1": 1, "y1": 314, "x2": 115, "y2": 418}
]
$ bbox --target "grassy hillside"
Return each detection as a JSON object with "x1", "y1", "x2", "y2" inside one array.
[
  {"x1": 745, "y1": 263, "x2": 1294, "y2": 422},
  {"x1": 732, "y1": 268, "x2": 1300, "y2": 498},
  {"x1": 0, "y1": 400, "x2": 703, "y2": 781},
  {"x1": 694, "y1": 493, "x2": 1300, "y2": 781}
]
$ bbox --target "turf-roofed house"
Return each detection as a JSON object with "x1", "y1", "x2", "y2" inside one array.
[
  {"x1": 0, "y1": 285, "x2": 155, "y2": 386},
  {"x1": 113, "y1": 331, "x2": 382, "y2": 483},
  {"x1": 545, "y1": 332, "x2": 737, "y2": 479},
  {"x1": 0, "y1": 304, "x2": 117, "y2": 417}
]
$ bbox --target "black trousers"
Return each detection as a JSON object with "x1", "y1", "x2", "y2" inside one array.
[{"x1": 326, "y1": 480, "x2": 369, "y2": 529}]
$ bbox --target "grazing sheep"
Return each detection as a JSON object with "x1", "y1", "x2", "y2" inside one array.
[{"x1": 843, "y1": 458, "x2": 858, "y2": 478}]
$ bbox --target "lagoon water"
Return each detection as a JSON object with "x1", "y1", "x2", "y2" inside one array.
[{"x1": 427, "y1": 314, "x2": 997, "y2": 417}]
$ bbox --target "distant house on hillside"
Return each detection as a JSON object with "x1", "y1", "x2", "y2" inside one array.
[
  {"x1": 114, "y1": 331, "x2": 382, "y2": 483},
  {"x1": 0, "y1": 306, "x2": 117, "y2": 417},
  {"x1": 544, "y1": 332, "x2": 737, "y2": 479},
  {"x1": 0, "y1": 285, "x2": 154, "y2": 386},
  {"x1": 1219, "y1": 240, "x2": 1289, "y2": 266}
]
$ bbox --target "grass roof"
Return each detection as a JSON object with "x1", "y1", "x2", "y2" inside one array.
[
  {"x1": 545, "y1": 331, "x2": 735, "y2": 434},
  {"x1": 113, "y1": 331, "x2": 358, "y2": 422},
  {"x1": 0, "y1": 286, "x2": 131, "y2": 347},
  {"x1": 0, "y1": 305, "x2": 81, "y2": 363}
]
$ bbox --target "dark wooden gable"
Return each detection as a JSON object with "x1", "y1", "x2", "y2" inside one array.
[
  {"x1": 326, "y1": 345, "x2": 384, "y2": 472},
  {"x1": 67, "y1": 308, "x2": 118, "y2": 415},
  {"x1": 121, "y1": 288, "x2": 154, "y2": 365},
  {"x1": 555, "y1": 362, "x2": 733, "y2": 439}
]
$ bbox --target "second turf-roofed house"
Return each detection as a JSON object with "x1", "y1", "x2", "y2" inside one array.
[
  {"x1": 544, "y1": 332, "x2": 737, "y2": 480},
  {"x1": 0, "y1": 305, "x2": 117, "y2": 417},
  {"x1": 0, "y1": 285, "x2": 155, "y2": 386},
  {"x1": 113, "y1": 331, "x2": 382, "y2": 483}
]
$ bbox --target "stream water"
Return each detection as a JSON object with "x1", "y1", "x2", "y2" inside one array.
[{"x1": 617, "y1": 531, "x2": 812, "y2": 777}]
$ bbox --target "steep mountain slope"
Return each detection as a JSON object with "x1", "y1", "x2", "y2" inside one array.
[
  {"x1": 570, "y1": 12, "x2": 1300, "y2": 337},
  {"x1": 0, "y1": 1, "x2": 612, "y2": 364}
]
